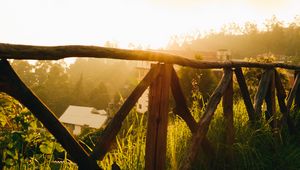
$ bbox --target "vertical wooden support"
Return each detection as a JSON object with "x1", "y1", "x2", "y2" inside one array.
[
  {"x1": 275, "y1": 70, "x2": 295, "y2": 133},
  {"x1": 181, "y1": 68, "x2": 233, "y2": 170},
  {"x1": 294, "y1": 71, "x2": 300, "y2": 109},
  {"x1": 170, "y1": 68, "x2": 197, "y2": 131},
  {"x1": 0, "y1": 59, "x2": 101, "y2": 170},
  {"x1": 234, "y1": 67, "x2": 255, "y2": 123},
  {"x1": 254, "y1": 69, "x2": 272, "y2": 121},
  {"x1": 274, "y1": 71, "x2": 296, "y2": 134},
  {"x1": 274, "y1": 71, "x2": 288, "y2": 123},
  {"x1": 223, "y1": 69, "x2": 234, "y2": 161},
  {"x1": 91, "y1": 64, "x2": 161, "y2": 160},
  {"x1": 265, "y1": 70, "x2": 279, "y2": 133},
  {"x1": 287, "y1": 72, "x2": 300, "y2": 111},
  {"x1": 145, "y1": 64, "x2": 172, "y2": 170}
]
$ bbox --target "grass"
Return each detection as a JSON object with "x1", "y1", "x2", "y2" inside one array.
[
  {"x1": 98, "y1": 111, "x2": 147, "y2": 170},
  {"x1": 2, "y1": 98, "x2": 300, "y2": 169},
  {"x1": 96, "y1": 98, "x2": 300, "y2": 170}
]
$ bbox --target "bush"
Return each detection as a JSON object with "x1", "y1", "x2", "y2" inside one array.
[{"x1": 0, "y1": 93, "x2": 72, "y2": 169}]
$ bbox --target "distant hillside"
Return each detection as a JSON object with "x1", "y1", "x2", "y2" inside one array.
[{"x1": 167, "y1": 16, "x2": 300, "y2": 61}]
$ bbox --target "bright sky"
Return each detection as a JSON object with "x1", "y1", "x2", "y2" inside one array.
[{"x1": 0, "y1": 0, "x2": 299, "y2": 49}]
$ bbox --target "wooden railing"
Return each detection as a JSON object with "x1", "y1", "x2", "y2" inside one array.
[{"x1": 1, "y1": 43, "x2": 300, "y2": 170}]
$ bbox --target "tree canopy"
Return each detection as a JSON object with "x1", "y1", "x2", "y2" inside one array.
[{"x1": 168, "y1": 15, "x2": 300, "y2": 60}]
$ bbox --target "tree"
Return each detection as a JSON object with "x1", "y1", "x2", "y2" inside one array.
[
  {"x1": 243, "y1": 22, "x2": 258, "y2": 35},
  {"x1": 46, "y1": 63, "x2": 71, "y2": 115},
  {"x1": 11, "y1": 60, "x2": 34, "y2": 86},
  {"x1": 168, "y1": 15, "x2": 300, "y2": 59},
  {"x1": 68, "y1": 58, "x2": 137, "y2": 107},
  {"x1": 88, "y1": 82, "x2": 110, "y2": 110},
  {"x1": 12, "y1": 60, "x2": 72, "y2": 116},
  {"x1": 70, "y1": 73, "x2": 88, "y2": 106}
]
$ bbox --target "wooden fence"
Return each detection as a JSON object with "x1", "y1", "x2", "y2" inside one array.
[{"x1": 1, "y1": 43, "x2": 300, "y2": 169}]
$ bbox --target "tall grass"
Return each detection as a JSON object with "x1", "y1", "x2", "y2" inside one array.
[
  {"x1": 98, "y1": 99, "x2": 300, "y2": 170},
  {"x1": 99, "y1": 110, "x2": 147, "y2": 170},
  {"x1": 3, "y1": 98, "x2": 300, "y2": 169}
]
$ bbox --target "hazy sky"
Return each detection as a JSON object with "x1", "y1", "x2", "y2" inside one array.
[{"x1": 0, "y1": 0, "x2": 299, "y2": 48}]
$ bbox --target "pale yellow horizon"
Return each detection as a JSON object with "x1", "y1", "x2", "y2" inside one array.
[{"x1": 0, "y1": 0, "x2": 299, "y2": 49}]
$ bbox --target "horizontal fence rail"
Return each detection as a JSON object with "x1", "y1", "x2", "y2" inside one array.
[
  {"x1": 1, "y1": 43, "x2": 300, "y2": 70},
  {"x1": 1, "y1": 43, "x2": 300, "y2": 170}
]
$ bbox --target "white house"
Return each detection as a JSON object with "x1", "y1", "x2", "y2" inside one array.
[
  {"x1": 59, "y1": 105, "x2": 108, "y2": 135},
  {"x1": 217, "y1": 49, "x2": 231, "y2": 61},
  {"x1": 137, "y1": 88, "x2": 149, "y2": 113},
  {"x1": 136, "y1": 61, "x2": 152, "y2": 113}
]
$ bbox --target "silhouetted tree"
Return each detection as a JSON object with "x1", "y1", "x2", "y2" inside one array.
[
  {"x1": 168, "y1": 15, "x2": 300, "y2": 60},
  {"x1": 89, "y1": 82, "x2": 110, "y2": 110}
]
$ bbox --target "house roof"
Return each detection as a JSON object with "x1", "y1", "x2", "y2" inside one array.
[{"x1": 59, "y1": 105, "x2": 108, "y2": 129}]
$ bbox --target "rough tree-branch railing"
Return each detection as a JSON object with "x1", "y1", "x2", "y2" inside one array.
[{"x1": 1, "y1": 43, "x2": 300, "y2": 170}]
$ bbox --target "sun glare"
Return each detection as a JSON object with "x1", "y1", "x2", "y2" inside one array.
[{"x1": 0, "y1": 0, "x2": 299, "y2": 49}]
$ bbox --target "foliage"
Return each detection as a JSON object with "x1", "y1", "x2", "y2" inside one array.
[
  {"x1": 11, "y1": 59, "x2": 138, "y2": 116},
  {"x1": 168, "y1": 15, "x2": 300, "y2": 60},
  {"x1": 11, "y1": 60, "x2": 71, "y2": 116},
  {"x1": 80, "y1": 110, "x2": 147, "y2": 169},
  {"x1": 89, "y1": 82, "x2": 110, "y2": 109},
  {"x1": 178, "y1": 55, "x2": 217, "y2": 106},
  {"x1": 68, "y1": 58, "x2": 137, "y2": 107},
  {"x1": 0, "y1": 93, "x2": 72, "y2": 169},
  {"x1": 93, "y1": 93, "x2": 300, "y2": 170},
  {"x1": 2, "y1": 86, "x2": 300, "y2": 170}
]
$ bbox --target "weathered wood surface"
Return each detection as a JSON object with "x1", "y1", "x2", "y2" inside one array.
[
  {"x1": 234, "y1": 67, "x2": 255, "y2": 123},
  {"x1": 223, "y1": 69, "x2": 234, "y2": 161},
  {"x1": 170, "y1": 68, "x2": 216, "y2": 161},
  {"x1": 0, "y1": 59, "x2": 101, "y2": 170},
  {"x1": 274, "y1": 71, "x2": 294, "y2": 132},
  {"x1": 265, "y1": 70, "x2": 277, "y2": 130},
  {"x1": 1, "y1": 43, "x2": 300, "y2": 69},
  {"x1": 275, "y1": 71, "x2": 287, "y2": 117},
  {"x1": 254, "y1": 69, "x2": 273, "y2": 120},
  {"x1": 287, "y1": 72, "x2": 300, "y2": 111},
  {"x1": 91, "y1": 64, "x2": 161, "y2": 160},
  {"x1": 170, "y1": 68, "x2": 197, "y2": 131},
  {"x1": 295, "y1": 71, "x2": 300, "y2": 109},
  {"x1": 181, "y1": 68, "x2": 233, "y2": 170},
  {"x1": 145, "y1": 64, "x2": 172, "y2": 170}
]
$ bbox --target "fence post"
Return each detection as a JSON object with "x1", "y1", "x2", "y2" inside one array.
[
  {"x1": 265, "y1": 70, "x2": 279, "y2": 136},
  {"x1": 234, "y1": 67, "x2": 255, "y2": 124},
  {"x1": 275, "y1": 71, "x2": 295, "y2": 133},
  {"x1": 287, "y1": 72, "x2": 300, "y2": 111},
  {"x1": 223, "y1": 68, "x2": 234, "y2": 164},
  {"x1": 254, "y1": 69, "x2": 272, "y2": 121},
  {"x1": 145, "y1": 63, "x2": 172, "y2": 170},
  {"x1": 294, "y1": 71, "x2": 300, "y2": 110}
]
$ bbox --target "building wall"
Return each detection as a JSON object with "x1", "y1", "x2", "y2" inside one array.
[
  {"x1": 137, "y1": 88, "x2": 149, "y2": 113},
  {"x1": 136, "y1": 61, "x2": 151, "y2": 113},
  {"x1": 73, "y1": 125, "x2": 82, "y2": 135},
  {"x1": 63, "y1": 123, "x2": 83, "y2": 135}
]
